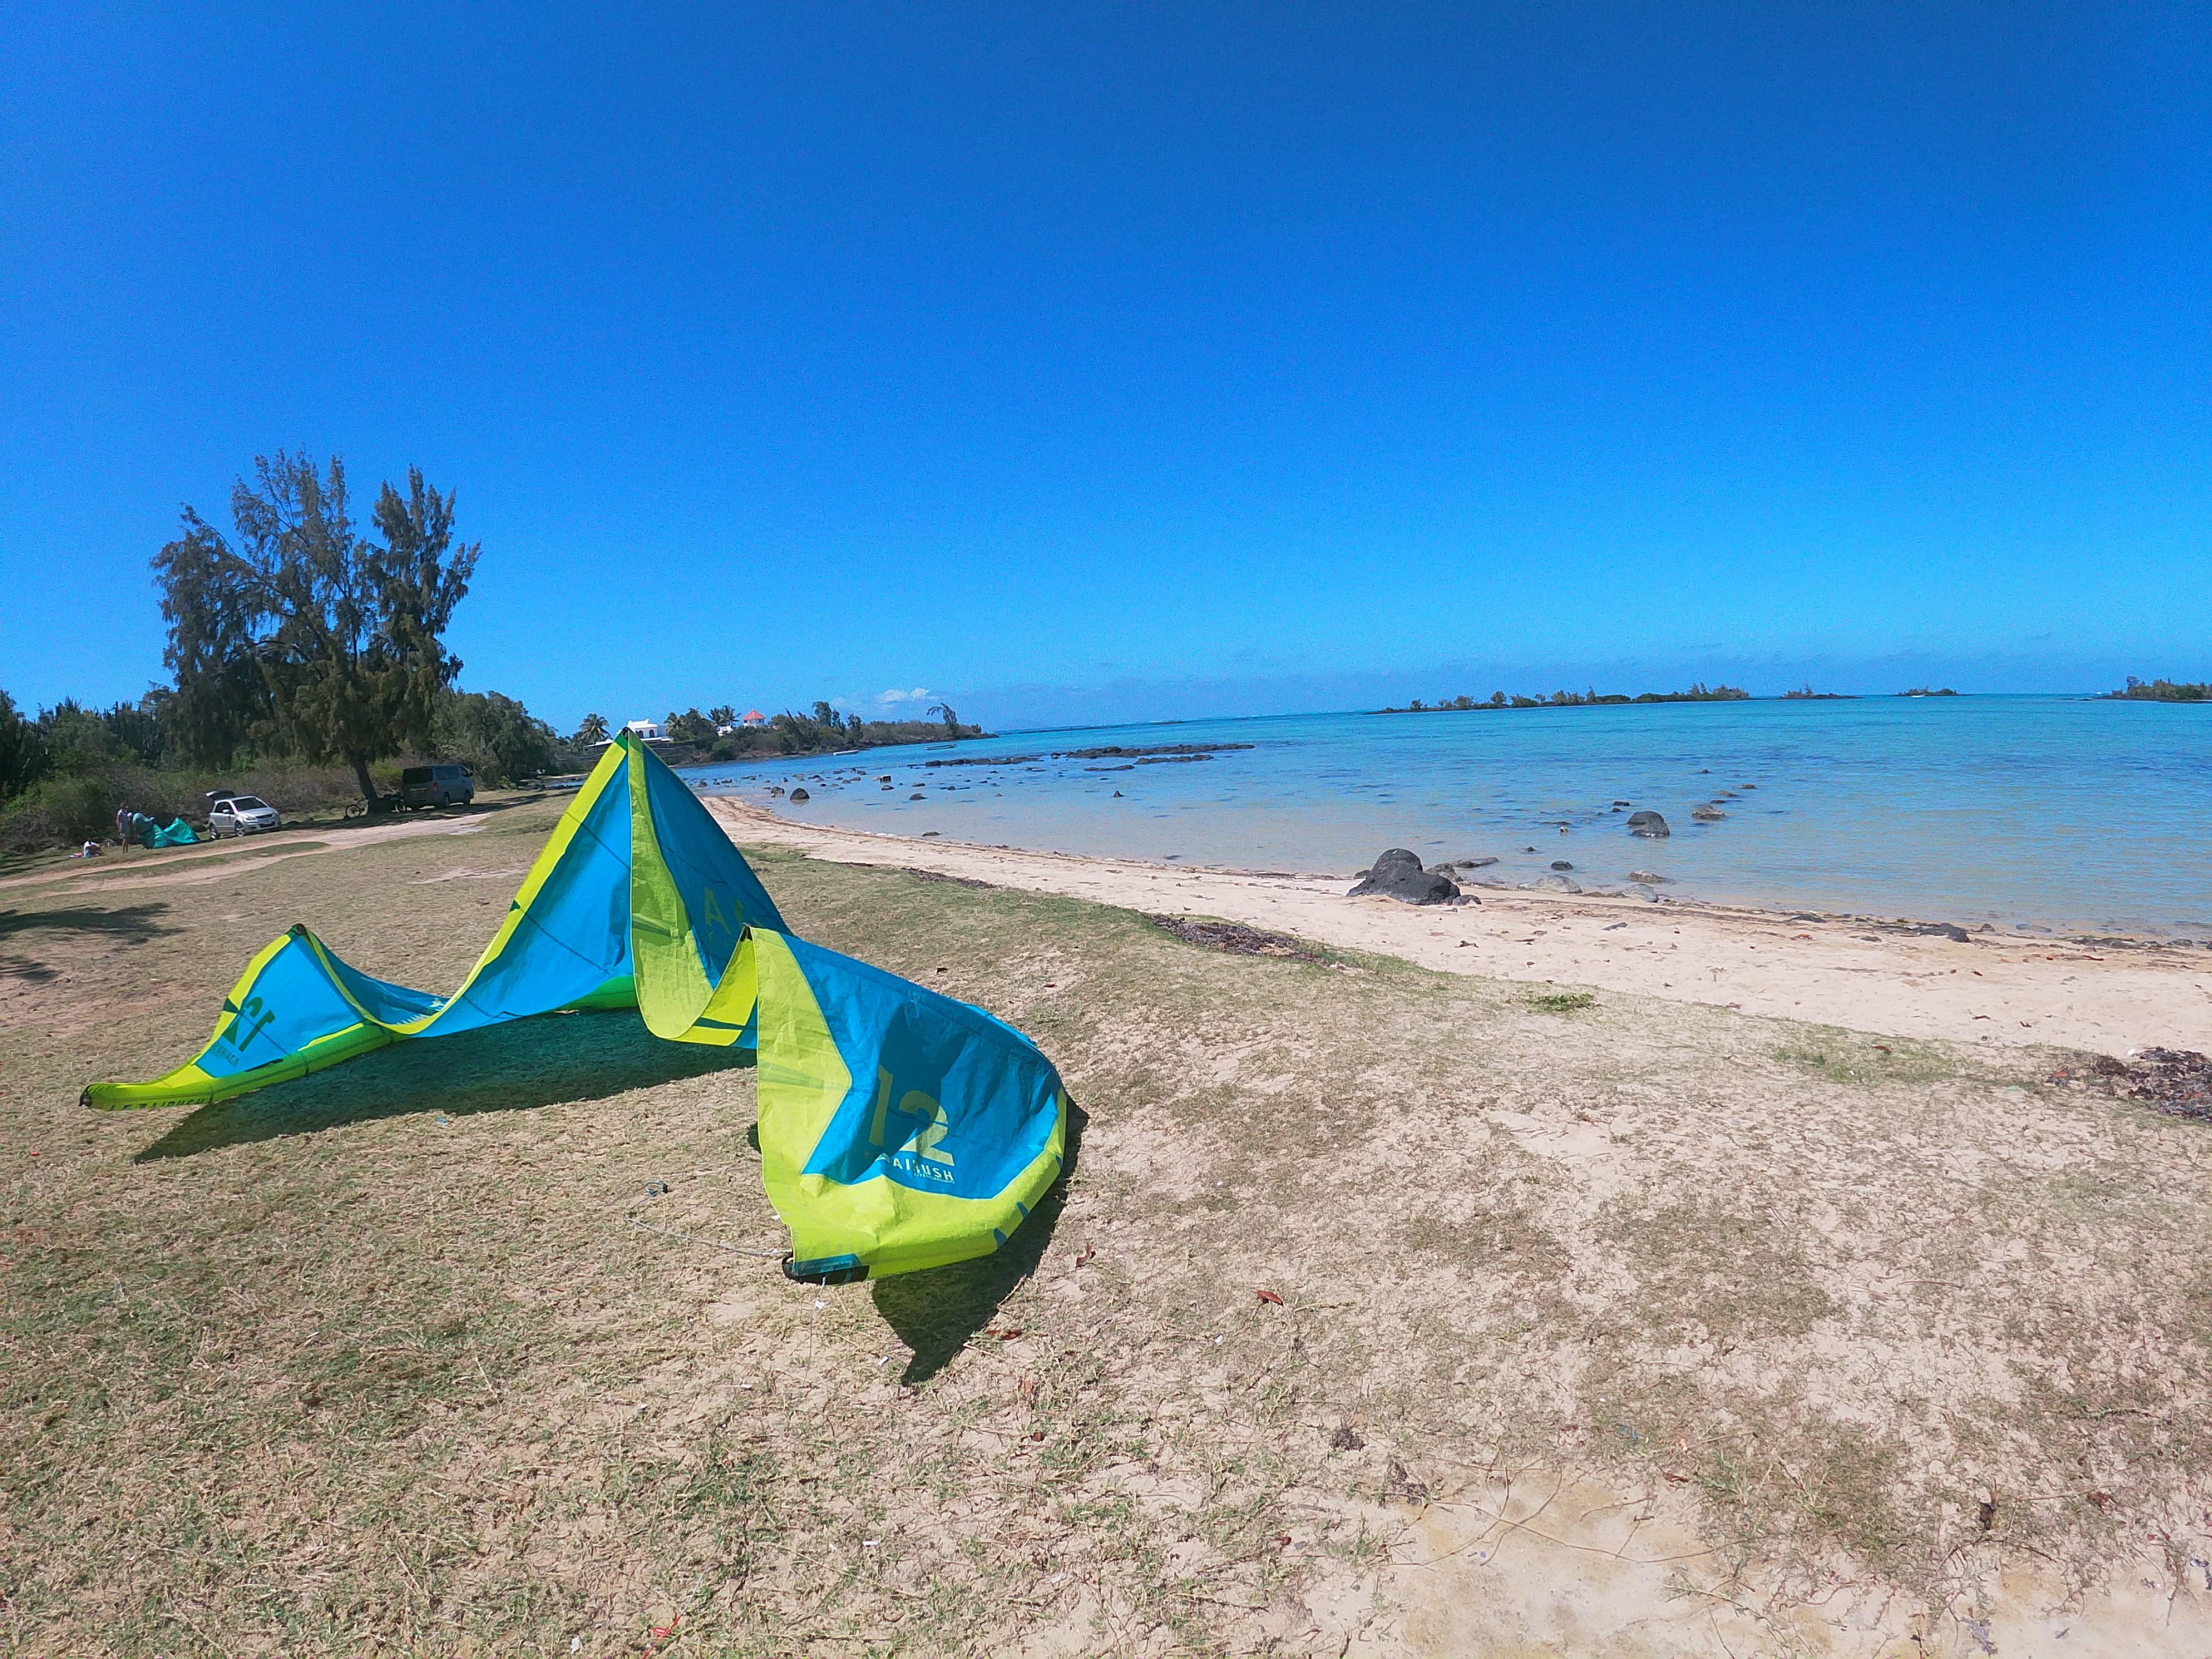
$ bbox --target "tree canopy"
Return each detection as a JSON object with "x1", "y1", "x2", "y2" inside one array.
[
  {"x1": 433, "y1": 689, "x2": 560, "y2": 785},
  {"x1": 153, "y1": 452, "x2": 478, "y2": 803},
  {"x1": 0, "y1": 690, "x2": 48, "y2": 804}
]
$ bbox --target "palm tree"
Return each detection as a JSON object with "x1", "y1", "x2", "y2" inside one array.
[{"x1": 574, "y1": 712, "x2": 609, "y2": 745}]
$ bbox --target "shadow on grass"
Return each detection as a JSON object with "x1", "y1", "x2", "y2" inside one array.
[
  {"x1": 0, "y1": 902, "x2": 179, "y2": 987},
  {"x1": 871, "y1": 1098, "x2": 1088, "y2": 1387},
  {"x1": 135, "y1": 1009, "x2": 754, "y2": 1161},
  {"x1": 0, "y1": 901, "x2": 177, "y2": 942}
]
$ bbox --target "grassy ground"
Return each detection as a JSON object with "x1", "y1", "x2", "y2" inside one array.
[{"x1": 3, "y1": 797, "x2": 2210, "y2": 1656}]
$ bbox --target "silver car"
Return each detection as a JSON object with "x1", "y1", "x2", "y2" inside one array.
[{"x1": 207, "y1": 793, "x2": 281, "y2": 836}]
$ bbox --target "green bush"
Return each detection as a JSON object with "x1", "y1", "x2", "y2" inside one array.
[{"x1": 0, "y1": 774, "x2": 118, "y2": 853}]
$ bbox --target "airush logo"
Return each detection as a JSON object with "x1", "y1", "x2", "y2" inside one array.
[
  {"x1": 697, "y1": 886, "x2": 737, "y2": 950},
  {"x1": 869, "y1": 1066, "x2": 957, "y2": 1184},
  {"x1": 218, "y1": 994, "x2": 280, "y2": 1054}
]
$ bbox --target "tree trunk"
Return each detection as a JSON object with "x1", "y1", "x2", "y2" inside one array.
[{"x1": 350, "y1": 752, "x2": 386, "y2": 813}]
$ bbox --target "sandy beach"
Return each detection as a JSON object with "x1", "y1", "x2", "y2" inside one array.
[{"x1": 709, "y1": 799, "x2": 2212, "y2": 1059}]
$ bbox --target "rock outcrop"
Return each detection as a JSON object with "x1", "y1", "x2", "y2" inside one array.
[
  {"x1": 1627, "y1": 811, "x2": 1669, "y2": 838},
  {"x1": 1349, "y1": 848, "x2": 1466, "y2": 905}
]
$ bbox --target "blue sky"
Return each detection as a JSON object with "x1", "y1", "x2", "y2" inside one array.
[{"x1": 3, "y1": 2, "x2": 2207, "y2": 732}]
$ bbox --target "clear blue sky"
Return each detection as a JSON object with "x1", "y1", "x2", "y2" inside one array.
[{"x1": 3, "y1": 2, "x2": 2207, "y2": 731}]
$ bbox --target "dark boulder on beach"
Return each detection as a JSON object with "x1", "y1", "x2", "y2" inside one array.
[
  {"x1": 1627, "y1": 811, "x2": 1669, "y2": 837},
  {"x1": 1349, "y1": 849, "x2": 1465, "y2": 905},
  {"x1": 788, "y1": 787, "x2": 811, "y2": 803},
  {"x1": 1355, "y1": 848, "x2": 1422, "y2": 880}
]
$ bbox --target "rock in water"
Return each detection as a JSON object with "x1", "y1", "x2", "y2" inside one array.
[
  {"x1": 1627, "y1": 869, "x2": 1667, "y2": 883},
  {"x1": 1627, "y1": 811, "x2": 1670, "y2": 838},
  {"x1": 1690, "y1": 804, "x2": 1726, "y2": 821},
  {"x1": 788, "y1": 786, "x2": 811, "y2": 803},
  {"x1": 1551, "y1": 860, "x2": 1574, "y2": 870},
  {"x1": 1349, "y1": 848, "x2": 1465, "y2": 905}
]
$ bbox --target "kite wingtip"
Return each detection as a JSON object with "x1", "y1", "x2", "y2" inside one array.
[{"x1": 782, "y1": 1253, "x2": 870, "y2": 1286}]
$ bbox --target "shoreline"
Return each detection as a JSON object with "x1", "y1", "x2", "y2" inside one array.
[{"x1": 708, "y1": 799, "x2": 2212, "y2": 1056}]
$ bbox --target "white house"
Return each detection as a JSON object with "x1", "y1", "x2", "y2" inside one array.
[{"x1": 623, "y1": 719, "x2": 666, "y2": 742}]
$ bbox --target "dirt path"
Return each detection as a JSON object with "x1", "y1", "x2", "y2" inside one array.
[
  {"x1": 0, "y1": 810, "x2": 496, "y2": 895},
  {"x1": 710, "y1": 800, "x2": 2212, "y2": 1057}
]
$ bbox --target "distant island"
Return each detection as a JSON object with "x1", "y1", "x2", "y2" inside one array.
[
  {"x1": 2103, "y1": 677, "x2": 2210, "y2": 703},
  {"x1": 1780, "y1": 684, "x2": 1852, "y2": 700},
  {"x1": 1896, "y1": 686, "x2": 1959, "y2": 697},
  {"x1": 1375, "y1": 683, "x2": 1749, "y2": 714}
]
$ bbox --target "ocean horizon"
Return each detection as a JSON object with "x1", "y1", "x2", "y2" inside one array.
[{"x1": 685, "y1": 694, "x2": 2212, "y2": 940}]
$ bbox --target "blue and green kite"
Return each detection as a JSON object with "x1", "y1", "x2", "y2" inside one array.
[{"x1": 82, "y1": 733, "x2": 1067, "y2": 1280}]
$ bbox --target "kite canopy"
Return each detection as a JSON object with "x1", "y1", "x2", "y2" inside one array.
[
  {"x1": 83, "y1": 733, "x2": 1067, "y2": 1280},
  {"x1": 128, "y1": 813, "x2": 198, "y2": 848}
]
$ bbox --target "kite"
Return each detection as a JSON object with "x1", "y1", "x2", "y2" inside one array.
[{"x1": 82, "y1": 734, "x2": 1067, "y2": 1280}]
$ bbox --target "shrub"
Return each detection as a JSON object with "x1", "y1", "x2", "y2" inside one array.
[{"x1": 0, "y1": 773, "x2": 118, "y2": 853}]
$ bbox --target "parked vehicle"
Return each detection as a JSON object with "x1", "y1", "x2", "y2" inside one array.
[
  {"x1": 398, "y1": 763, "x2": 476, "y2": 810},
  {"x1": 206, "y1": 791, "x2": 281, "y2": 837}
]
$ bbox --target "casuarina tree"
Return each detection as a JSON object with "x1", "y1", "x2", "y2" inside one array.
[
  {"x1": 153, "y1": 452, "x2": 478, "y2": 805},
  {"x1": 0, "y1": 689, "x2": 50, "y2": 803}
]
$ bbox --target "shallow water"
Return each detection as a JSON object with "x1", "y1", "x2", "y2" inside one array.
[{"x1": 682, "y1": 696, "x2": 2212, "y2": 937}]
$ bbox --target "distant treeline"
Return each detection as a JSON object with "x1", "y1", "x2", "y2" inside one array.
[
  {"x1": 1376, "y1": 683, "x2": 1751, "y2": 714},
  {"x1": 2103, "y1": 677, "x2": 2211, "y2": 703},
  {"x1": 0, "y1": 682, "x2": 591, "y2": 857},
  {"x1": 606, "y1": 702, "x2": 986, "y2": 765}
]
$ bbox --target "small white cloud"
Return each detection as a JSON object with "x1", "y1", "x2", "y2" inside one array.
[{"x1": 876, "y1": 686, "x2": 934, "y2": 706}]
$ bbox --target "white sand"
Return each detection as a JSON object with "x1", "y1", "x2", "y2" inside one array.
[{"x1": 710, "y1": 800, "x2": 2212, "y2": 1057}]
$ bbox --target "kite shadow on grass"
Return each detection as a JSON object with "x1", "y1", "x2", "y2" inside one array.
[
  {"x1": 135, "y1": 1010, "x2": 754, "y2": 1162},
  {"x1": 871, "y1": 1098, "x2": 1088, "y2": 1387}
]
